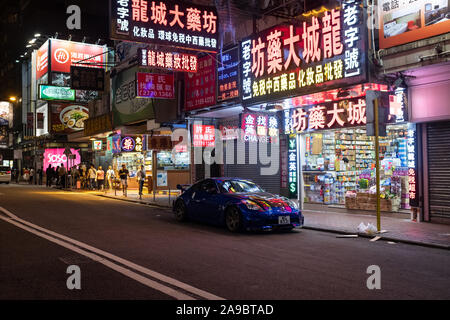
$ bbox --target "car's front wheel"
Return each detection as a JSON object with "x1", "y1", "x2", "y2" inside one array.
[
  {"x1": 225, "y1": 207, "x2": 242, "y2": 232},
  {"x1": 174, "y1": 201, "x2": 188, "y2": 222}
]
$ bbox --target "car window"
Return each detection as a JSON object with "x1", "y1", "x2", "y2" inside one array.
[
  {"x1": 219, "y1": 180, "x2": 263, "y2": 193},
  {"x1": 201, "y1": 179, "x2": 217, "y2": 193}
]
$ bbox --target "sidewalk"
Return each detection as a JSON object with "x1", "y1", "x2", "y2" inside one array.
[{"x1": 49, "y1": 184, "x2": 450, "y2": 249}]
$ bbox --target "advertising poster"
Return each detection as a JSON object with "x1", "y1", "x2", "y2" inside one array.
[
  {"x1": 50, "y1": 103, "x2": 89, "y2": 134},
  {"x1": 0, "y1": 102, "x2": 13, "y2": 128},
  {"x1": 185, "y1": 55, "x2": 216, "y2": 111},
  {"x1": 36, "y1": 40, "x2": 49, "y2": 80},
  {"x1": 0, "y1": 126, "x2": 8, "y2": 149},
  {"x1": 136, "y1": 73, "x2": 175, "y2": 99},
  {"x1": 112, "y1": 66, "x2": 155, "y2": 126},
  {"x1": 157, "y1": 171, "x2": 168, "y2": 187},
  {"x1": 50, "y1": 39, "x2": 106, "y2": 73},
  {"x1": 378, "y1": 0, "x2": 450, "y2": 48},
  {"x1": 43, "y1": 148, "x2": 81, "y2": 169}
]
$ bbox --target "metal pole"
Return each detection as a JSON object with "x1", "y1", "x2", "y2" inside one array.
[{"x1": 374, "y1": 98, "x2": 381, "y2": 232}]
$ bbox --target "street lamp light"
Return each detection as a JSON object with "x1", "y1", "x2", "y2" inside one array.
[{"x1": 9, "y1": 96, "x2": 17, "y2": 102}]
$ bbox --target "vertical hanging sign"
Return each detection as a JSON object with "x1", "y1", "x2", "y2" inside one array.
[
  {"x1": 407, "y1": 123, "x2": 419, "y2": 208},
  {"x1": 288, "y1": 134, "x2": 298, "y2": 199}
]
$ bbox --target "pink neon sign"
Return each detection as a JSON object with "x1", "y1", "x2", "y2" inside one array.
[{"x1": 43, "y1": 148, "x2": 81, "y2": 169}]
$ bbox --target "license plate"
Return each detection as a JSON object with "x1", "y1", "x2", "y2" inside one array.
[{"x1": 278, "y1": 216, "x2": 290, "y2": 225}]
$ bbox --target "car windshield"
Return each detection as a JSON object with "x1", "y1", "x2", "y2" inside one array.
[{"x1": 219, "y1": 180, "x2": 263, "y2": 193}]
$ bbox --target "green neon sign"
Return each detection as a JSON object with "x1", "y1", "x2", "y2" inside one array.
[{"x1": 39, "y1": 85, "x2": 75, "y2": 101}]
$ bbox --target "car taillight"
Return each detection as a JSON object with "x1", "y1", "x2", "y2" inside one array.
[{"x1": 7, "y1": 171, "x2": 11, "y2": 174}]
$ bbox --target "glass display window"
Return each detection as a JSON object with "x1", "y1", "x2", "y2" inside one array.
[{"x1": 299, "y1": 124, "x2": 411, "y2": 210}]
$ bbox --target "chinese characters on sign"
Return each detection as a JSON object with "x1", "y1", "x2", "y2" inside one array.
[
  {"x1": 185, "y1": 55, "x2": 216, "y2": 111},
  {"x1": 111, "y1": 0, "x2": 219, "y2": 53},
  {"x1": 219, "y1": 125, "x2": 239, "y2": 140},
  {"x1": 50, "y1": 39, "x2": 106, "y2": 73},
  {"x1": 120, "y1": 135, "x2": 147, "y2": 152},
  {"x1": 285, "y1": 98, "x2": 367, "y2": 134},
  {"x1": 136, "y1": 72, "x2": 175, "y2": 99},
  {"x1": 241, "y1": 113, "x2": 279, "y2": 143},
  {"x1": 138, "y1": 48, "x2": 198, "y2": 72},
  {"x1": 217, "y1": 46, "x2": 240, "y2": 102},
  {"x1": 288, "y1": 134, "x2": 297, "y2": 198},
  {"x1": 193, "y1": 125, "x2": 215, "y2": 147},
  {"x1": 407, "y1": 123, "x2": 418, "y2": 207},
  {"x1": 39, "y1": 85, "x2": 76, "y2": 101},
  {"x1": 240, "y1": 1, "x2": 365, "y2": 105}
]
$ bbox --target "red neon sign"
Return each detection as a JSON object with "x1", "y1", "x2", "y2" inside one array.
[
  {"x1": 193, "y1": 125, "x2": 215, "y2": 147},
  {"x1": 139, "y1": 48, "x2": 197, "y2": 72}
]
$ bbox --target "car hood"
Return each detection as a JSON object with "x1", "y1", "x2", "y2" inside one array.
[{"x1": 227, "y1": 192, "x2": 294, "y2": 208}]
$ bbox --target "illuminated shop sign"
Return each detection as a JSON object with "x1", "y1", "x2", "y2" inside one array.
[
  {"x1": 284, "y1": 94, "x2": 405, "y2": 134},
  {"x1": 110, "y1": 0, "x2": 219, "y2": 53},
  {"x1": 39, "y1": 85, "x2": 76, "y2": 101},
  {"x1": 241, "y1": 113, "x2": 279, "y2": 143},
  {"x1": 193, "y1": 125, "x2": 215, "y2": 147},
  {"x1": 217, "y1": 46, "x2": 240, "y2": 102},
  {"x1": 389, "y1": 87, "x2": 407, "y2": 123},
  {"x1": 240, "y1": 0, "x2": 366, "y2": 105},
  {"x1": 185, "y1": 55, "x2": 216, "y2": 111},
  {"x1": 92, "y1": 140, "x2": 103, "y2": 151},
  {"x1": 288, "y1": 134, "x2": 297, "y2": 198},
  {"x1": 136, "y1": 72, "x2": 175, "y2": 99},
  {"x1": 285, "y1": 97, "x2": 368, "y2": 134},
  {"x1": 138, "y1": 48, "x2": 198, "y2": 72},
  {"x1": 121, "y1": 135, "x2": 146, "y2": 152},
  {"x1": 219, "y1": 125, "x2": 239, "y2": 140},
  {"x1": 407, "y1": 123, "x2": 418, "y2": 207}
]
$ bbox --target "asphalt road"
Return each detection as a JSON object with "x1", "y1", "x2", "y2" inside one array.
[{"x1": 1, "y1": 184, "x2": 449, "y2": 300}]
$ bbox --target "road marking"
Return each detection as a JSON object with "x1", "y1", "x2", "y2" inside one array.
[{"x1": 0, "y1": 206, "x2": 224, "y2": 300}]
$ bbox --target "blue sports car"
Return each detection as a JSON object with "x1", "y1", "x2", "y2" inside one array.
[{"x1": 173, "y1": 178, "x2": 304, "y2": 232}]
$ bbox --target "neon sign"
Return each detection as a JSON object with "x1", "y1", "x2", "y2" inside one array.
[
  {"x1": 407, "y1": 123, "x2": 418, "y2": 207},
  {"x1": 217, "y1": 46, "x2": 240, "y2": 102},
  {"x1": 240, "y1": 0, "x2": 365, "y2": 105},
  {"x1": 110, "y1": 0, "x2": 219, "y2": 53},
  {"x1": 136, "y1": 72, "x2": 174, "y2": 99},
  {"x1": 138, "y1": 48, "x2": 197, "y2": 72},
  {"x1": 241, "y1": 113, "x2": 279, "y2": 143},
  {"x1": 193, "y1": 125, "x2": 215, "y2": 147},
  {"x1": 285, "y1": 98, "x2": 367, "y2": 134},
  {"x1": 288, "y1": 134, "x2": 297, "y2": 198}
]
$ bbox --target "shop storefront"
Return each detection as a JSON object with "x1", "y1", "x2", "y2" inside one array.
[
  {"x1": 112, "y1": 134, "x2": 190, "y2": 191},
  {"x1": 281, "y1": 84, "x2": 414, "y2": 213}
]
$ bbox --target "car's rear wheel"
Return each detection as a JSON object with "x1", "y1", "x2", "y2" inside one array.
[
  {"x1": 174, "y1": 201, "x2": 187, "y2": 222},
  {"x1": 225, "y1": 207, "x2": 242, "y2": 232}
]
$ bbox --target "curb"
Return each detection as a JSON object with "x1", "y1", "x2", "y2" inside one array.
[
  {"x1": 96, "y1": 194, "x2": 173, "y2": 209},
  {"x1": 52, "y1": 187, "x2": 450, "y2": 250},
  {"x1": 302, "y1": 225, "x2": 450, "y2": 251}
]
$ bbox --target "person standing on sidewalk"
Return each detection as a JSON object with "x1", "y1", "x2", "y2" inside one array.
[
  {"x1": 88, "y1": 164, "x2": 97, "y2": 190},
  {"x1": 118, "y1": 164, "x2": 129, "y2": 196},
  {"x1": 29, "y1": 167, "x2": 35, "y2": 184},
  {"x1": 136, "y1": 165, "x2": 146, "y2": 199},
  {"x1": 37, "y1": 168, "x2": 43, "y2": 185},
  {"x1": 96, "y1": 166, "x2": 105, "y2": 191},
  {"x1": 106, "y1": 166, "x2": 115, "y2": 190},
  {"x1": 59, "y1": 164, "x2": 67, "y2": 188}
]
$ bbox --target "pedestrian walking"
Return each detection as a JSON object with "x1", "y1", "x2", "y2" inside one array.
[
  {"x1": 118, "y1": 164, "x2": 129, "y2": 196},
  {"x1": 106, "y1": 165, "x2": 115, "y2": 190},
  {"x1": 136, "y1": 165, "x2": 146, "y2": 199},
  {"x1": 96, "y1": 166, "x2": 105, "y2": 190},
  {"x1": 88, "y1": 164, "x2": 97, "y2": 190},
  {"x1": 23, "y1": 168, "x2": 30, "y2": 184}
]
